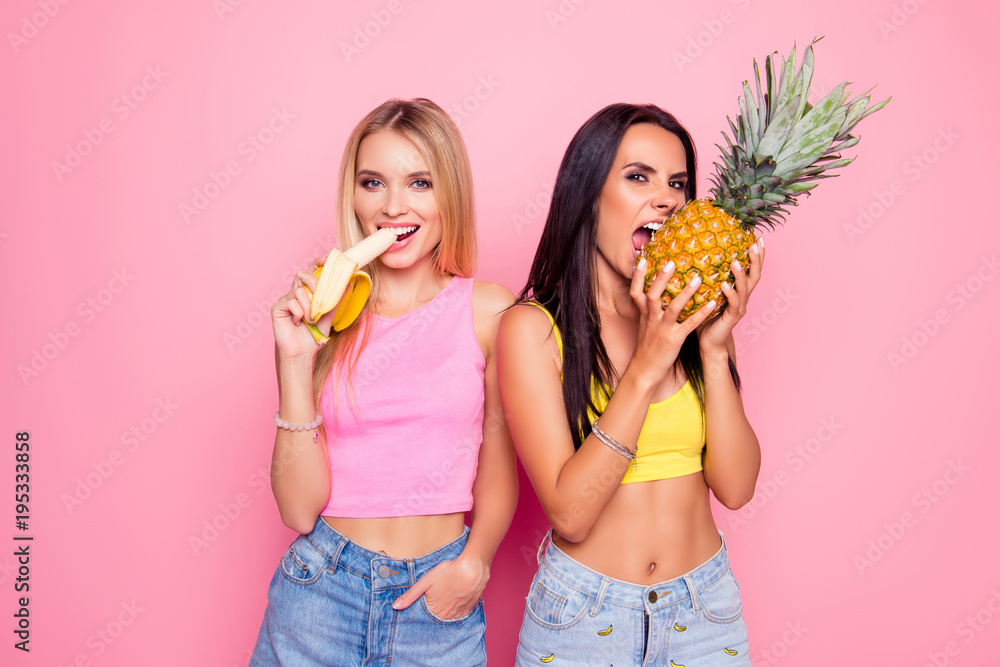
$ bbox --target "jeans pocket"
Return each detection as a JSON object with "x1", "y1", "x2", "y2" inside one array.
[
  {"x1": 278, "y1": 535, "x2": 329, "y2": 586},
  {"x1": 697, "y1": 569, "x2": 743, "y2": 623},
  {"x1": 421, "y1": 597, "x2": 483, "y2": 625},
  {"x1": 523, "y1": 568, "x2": 591, "y2": 630}
]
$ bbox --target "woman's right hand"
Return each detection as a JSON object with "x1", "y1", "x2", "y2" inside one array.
[
  {"x1": 627, "y1": 258, "x2": 717, "y2": 386},
  {"x1": 271, "y1": 256, "x2": 327, "y2": 362}
]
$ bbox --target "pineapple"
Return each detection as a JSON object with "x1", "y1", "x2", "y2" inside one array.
[{"x1": 639, "y1": 39, "x2": 889, "y2": 320}]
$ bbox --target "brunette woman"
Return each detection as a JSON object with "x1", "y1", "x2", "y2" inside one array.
[{"x1": 499, "y1": 104, "x2": 763, "y2": 666}]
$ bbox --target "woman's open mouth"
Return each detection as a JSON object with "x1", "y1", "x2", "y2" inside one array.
[
  {"x1": 632, "y1": 221, "x2": 662, "y2": 251},
  {"x1": 379, "y1": 225, "x2": 419, "y2": 243}
]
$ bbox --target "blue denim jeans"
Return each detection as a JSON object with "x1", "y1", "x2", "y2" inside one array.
[
  {"x1": 516, "y1": 531, "x2": 750, "y2": 666},
  {"x1": 250, "y1": 517, "x2": 486, "y2": 666}
]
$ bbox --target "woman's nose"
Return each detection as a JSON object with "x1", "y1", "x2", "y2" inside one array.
[
  {"x1": 382, "y1": 186, "x2": 408, "y2": 216},
  {"x1": 652, "y1": 185, "x2": 680, "y2": 214}
]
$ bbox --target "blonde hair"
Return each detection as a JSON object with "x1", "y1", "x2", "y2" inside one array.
[{"x1": 313, "y1": 98, "x2": 478, "y2": 401}]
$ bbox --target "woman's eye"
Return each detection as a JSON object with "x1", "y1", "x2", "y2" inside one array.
[
  {"x1": 626, "y1": 172, "x2": 648, "y2": 183},
  {"x1": 361, "y1": 179, "x2": 383, "y2": 189},
  {"x1": 412, "y1": 179, "x2": 431, "y2": 189},
  {"x1": 670, "y1": 180, "x2": 687, "y2": 190}
]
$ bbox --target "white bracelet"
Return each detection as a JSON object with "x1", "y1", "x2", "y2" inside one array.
[{"x1": 273, "y1": 413, "x2": 323, "y2": 442}]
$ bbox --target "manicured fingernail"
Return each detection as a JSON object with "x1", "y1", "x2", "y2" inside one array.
[
  {"x1": 733, "y1": 259, "x2": 742, "y2": 271},
  {"x1": 635, "y1": 257, "x2": 647, "y2": 273},
  {"x1": 690, "y1": 274, "x2": 701, "y2": 288},
  {"x1": 392, "y1": 601, "x2": 402, "y2": 610},
  {"x1": 751, "y1": 243, "x2": 759, "y2": 255},
  {"x1": 706, "y1": 300, "x2": 717, "y2": 310},
  {"x1": 721, "y1": 282, "x2": 733, "y2": 292},
  {"x1": 759, "y1": 236, "x2": 765, "y2": 249},
  {"x1": 664, "y1": 260, "x2": 675, "y2": 273}
]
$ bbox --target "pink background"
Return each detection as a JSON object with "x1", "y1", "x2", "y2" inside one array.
[{"x1": 3, "y1": 1, "x2": 998, "y2": 665}]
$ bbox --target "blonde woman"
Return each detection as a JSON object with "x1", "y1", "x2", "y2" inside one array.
[
  {"x1": 250, "y1": 99, "x2": 516, "y2": 666},
  {"x1": 499, "y1": 104, "x2": 763, "y2": 665}
]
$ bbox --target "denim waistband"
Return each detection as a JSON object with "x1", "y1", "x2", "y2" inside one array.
[
  {"x1": 304, "y1": 517, "x2": 469, "y2": 591},
  {"x1": 536, "y1": 530, "x2": 732, "y2": 613}
]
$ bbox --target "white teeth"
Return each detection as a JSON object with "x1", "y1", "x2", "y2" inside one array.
[
  {"x1": 642, "y1": 222, "x2": 663, "y2": 231},
  {"x1": 380, "y1": 225, "x2": 418, "y2": 235}
]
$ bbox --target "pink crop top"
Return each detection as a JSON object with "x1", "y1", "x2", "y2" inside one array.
[{"x1": 319, "y1": 277, "x2": 486, "y2": 518}]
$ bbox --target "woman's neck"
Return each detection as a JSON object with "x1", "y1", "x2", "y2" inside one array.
[
  {"x1": 373, "y1": 257, "x2": 452, "y2": 319},
  {"x1": 594, "y1": 255, "x2": 638, "y2": 321}
]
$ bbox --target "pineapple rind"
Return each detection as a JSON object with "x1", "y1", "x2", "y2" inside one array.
[{"x1": 639, "y1": 200, "x2": 754, "y2": 322}]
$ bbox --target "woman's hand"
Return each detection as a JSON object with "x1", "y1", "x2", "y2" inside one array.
[
  {"x1": 271, "y1": 256, "x2": 327, "y2": 362},
  {"x1": 627, "y1": 257, "x2": 719, "y2": 385},
  {"x1": 697, "y1": 240, "x2": 766, "y2": 353},
  {"x1": 392, "y1": 554, "x2": 488, "y2": 620}
]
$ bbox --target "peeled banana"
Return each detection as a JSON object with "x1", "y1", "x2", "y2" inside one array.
[{"x1": 304, "y1": 227, "x2": 398, "y2": 343}]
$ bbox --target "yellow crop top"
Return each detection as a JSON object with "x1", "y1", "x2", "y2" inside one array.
[{"x1": 527, "y1": 302, "x2": 705, "y2": 483}]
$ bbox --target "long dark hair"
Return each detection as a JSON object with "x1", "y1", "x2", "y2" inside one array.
[{"x1": 517, "y1": 103, "x2": 740, "y2": 448}]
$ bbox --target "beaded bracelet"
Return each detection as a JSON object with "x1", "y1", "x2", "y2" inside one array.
[
  {"x1": 273, "y1": 413, "x2": 323, "y2": 442},
  {"x1": 592, "y1": 419, "x2": 637, "y2": 472}
]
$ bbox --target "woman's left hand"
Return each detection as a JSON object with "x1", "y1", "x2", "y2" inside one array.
[
  {"x1": 392, "y1": 554, "x2": 489, "y2": 620},
  {"x1": 697, "y1": 240, "x2": 765, "y2": 351}
]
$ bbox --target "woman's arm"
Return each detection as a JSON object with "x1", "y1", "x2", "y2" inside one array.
[
  {"x1": 269, "y1": 353, "x2": 331, "y2": 533},
  {"x1": 498, "y1": 264, "x2": 716, "y2": 543},
  {"x1": 700, "y1": 341, "x2": 760, "y2": 509},
  {"x1": 391, "y1": 281, "x2": 519, "y2": 619},
  {"x1": 699, "y1": 247, "x2": 765, "y2": 509},
  {"x1": 465, "y1": 282, "x2": 520, "y2": 567},
  {"x1": 268, "y1": 261, "x2": 332, "y2": 534}
]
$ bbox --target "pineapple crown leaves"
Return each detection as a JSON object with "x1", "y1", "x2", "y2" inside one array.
[{"x1": 709, "y1": 37, "x2": 891, "y2": 229}]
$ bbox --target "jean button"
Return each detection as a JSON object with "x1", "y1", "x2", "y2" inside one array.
[
  {"x1": 648, "y1": 590, "x2": 658, "y2": 603},
  {"x1": 378, "y1": 565, "x2": 392, "y2": 578}
]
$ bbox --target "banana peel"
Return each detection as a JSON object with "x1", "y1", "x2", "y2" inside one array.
[
  {"x1": 303, "y1": 268, "x2": 371, "y2": 343},
  {"x1": 303, "y1": 227, "x2": 398, "y2": 343}
]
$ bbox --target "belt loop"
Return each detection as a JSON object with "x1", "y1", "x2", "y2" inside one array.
[
  {"x1": 591, "y1": 577, "x2": 611, "y2": 616},
  {"x1": 536, "y1": 530, "x2": 552, "y2": 564},
  {"x1": 328, "y1": 536, "x2": 348, "y2": 572},
  {"x1": 684, "y1": 574, "x2": 701, "y2": 612},
  {"x1": 407, "y1": 559, "x2": 416, "y2": 585}
]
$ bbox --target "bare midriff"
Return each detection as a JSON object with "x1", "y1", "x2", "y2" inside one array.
[
  {"x1": 323, "y1": 513, "x2": 466, "y2": 559},
  {"x1": 552, "y1": 471, "x2": 722, "y2": 585}
]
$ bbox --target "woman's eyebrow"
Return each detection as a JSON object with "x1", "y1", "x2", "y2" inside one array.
[
  {"x1": 356, "y1": 169, "x2": 431, "y2": 178},
  {"x1": 622, "y1": 162, "x2": 688, "y2": 180},
  {"x1": 622, "y1": 161, "x2": 655, "y2": 172}
]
